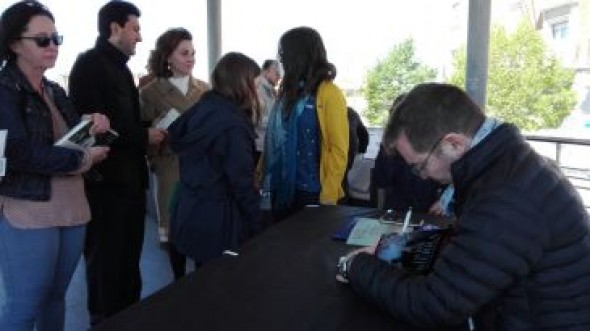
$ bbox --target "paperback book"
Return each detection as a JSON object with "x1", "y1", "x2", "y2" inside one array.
[{"x1": 55, "y1": 119, "x2": 118, "y2": 149}]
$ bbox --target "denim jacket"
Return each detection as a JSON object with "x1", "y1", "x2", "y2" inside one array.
[{"x1": 0, "y1": 61, "x2": 84, "y2": 201}]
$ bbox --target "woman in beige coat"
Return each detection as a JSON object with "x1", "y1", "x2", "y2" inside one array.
[{"x1": 140, "y1": 28, "x2": 209, "y2": 279}]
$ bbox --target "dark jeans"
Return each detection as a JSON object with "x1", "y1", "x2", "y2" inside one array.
[{"x1": 84, "y1": 186, "x2": 146, "y2": 326}]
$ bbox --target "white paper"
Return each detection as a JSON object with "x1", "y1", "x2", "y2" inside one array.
[{"x1": 155, "y1": 108, "x2": 181, "y2": 130}]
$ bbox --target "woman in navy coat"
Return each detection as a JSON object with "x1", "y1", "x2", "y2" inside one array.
[{"x1": 168, "y1": 52, "x2": 262, "y2": 264}]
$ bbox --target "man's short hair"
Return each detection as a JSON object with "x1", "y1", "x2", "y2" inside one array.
[
  {"x1": 383, "y1": 83, "x2": 485, "y2": 153},
  {"x1": 98, "y1": 1, "x2": 141, "y2": 39}
]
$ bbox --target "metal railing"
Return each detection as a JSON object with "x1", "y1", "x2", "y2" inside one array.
[
  {"x1": 525, "y1": 134, "x2": 590, "y2": 208},
  {"x1": 357, "y1": 129, "x2": 590, "y2": 208}
]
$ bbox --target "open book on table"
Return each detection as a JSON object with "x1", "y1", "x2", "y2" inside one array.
[
  {"x1": 345, "y1": 217, "x2": 403, "y2": 246},
  {"x1": 55, "y1": 119, "x2": 119, "y2": 149}
]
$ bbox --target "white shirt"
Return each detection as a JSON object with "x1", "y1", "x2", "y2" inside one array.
[{"x1": 168, "y1": 75, "x2": 190, "y2": 96}]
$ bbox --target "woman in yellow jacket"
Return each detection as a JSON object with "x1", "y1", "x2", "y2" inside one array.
[{"x1": 263, "y1": 26, "x2": 348, "y2": 221}]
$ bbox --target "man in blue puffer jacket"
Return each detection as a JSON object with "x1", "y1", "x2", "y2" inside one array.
[{"x1": 336, "y1": 83, "x2": 590, "y2": 330}]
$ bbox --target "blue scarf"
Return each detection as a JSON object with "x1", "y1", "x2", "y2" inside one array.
[
  {"x1": 439, "y1": 117, "x2": 502, "y2": 216},
  {"x1": 263, "y1": 97, "x2": 309, "y2": 209}
]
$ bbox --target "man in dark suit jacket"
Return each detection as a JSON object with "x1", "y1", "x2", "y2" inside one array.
[{"x1": 68, "y1": 1, "x2": 165, "y2": 326}]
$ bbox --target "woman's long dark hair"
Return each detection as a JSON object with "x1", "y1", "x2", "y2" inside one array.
[
  {"x1": 211, "y1": 52, "x2": 261, "y2": 124},
  {"x1": 278, "y1": 26, "x2": 336, "y2": 115}
]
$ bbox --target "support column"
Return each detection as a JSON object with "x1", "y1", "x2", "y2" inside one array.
[
  {"x1": 465, "y1": 0, "x2": 491, "y2": 108},
  {"x1": 207, "y1": 0, "x2": 222, "y2": 76}
]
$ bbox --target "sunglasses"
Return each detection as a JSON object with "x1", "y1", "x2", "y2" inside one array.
[{"x1": 19, "y1": 34, "x2": 63, "y2": 47}]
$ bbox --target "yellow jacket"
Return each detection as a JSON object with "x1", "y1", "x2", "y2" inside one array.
[
  {"x1": 256, "y1": 80, "x2": 349, "y2": 205},
  {"x1": 316, "y1": 80, "x2": 349, "y2": 204}
]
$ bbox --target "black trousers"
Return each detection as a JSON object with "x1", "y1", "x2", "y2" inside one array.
[{"x1": 84, "y1": 185, "x2": 146, "y2": 325}]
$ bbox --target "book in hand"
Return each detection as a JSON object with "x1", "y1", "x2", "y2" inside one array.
[
  {"x1": 154, "y1": 108, "x2": 181, "y2": 130},
  {"x1": 55, "y1": 119, "x2": 119, "y2": 149}
]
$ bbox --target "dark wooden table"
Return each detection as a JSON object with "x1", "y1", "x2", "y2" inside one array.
[{"x1": 93, "y1": 206, "x2": 420, "y2": 331}]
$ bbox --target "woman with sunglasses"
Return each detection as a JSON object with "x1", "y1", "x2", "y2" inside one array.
[{"x1": 0, "y1": 2, "x2": 110, "y2": 330}]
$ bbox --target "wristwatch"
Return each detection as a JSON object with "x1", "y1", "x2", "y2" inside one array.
[{"x1": 337, "y1": 254, "x2": 355, "y2": 281}]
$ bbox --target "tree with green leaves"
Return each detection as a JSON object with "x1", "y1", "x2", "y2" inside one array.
[
  {"x1": 449, "y1": 20, "x2": 576, "y2": 131},
  {"x1": 362, "y1": 39, "x2": 437, "y2": 126}
]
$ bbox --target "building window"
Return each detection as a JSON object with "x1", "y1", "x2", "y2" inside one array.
[{"x1": 552, "y1": 21, "x2": 569, "y2": 40}]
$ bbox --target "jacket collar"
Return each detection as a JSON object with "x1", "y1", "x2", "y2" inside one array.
[
  {"x1": 95, "y1": 37, "x2": 129, "y2": 66},
  {"x1": 450, "y1": 123, "x2": 523, "y2": 211},
  {"x1": 0, "y1": 60, "x2": 51, "y2": 95}
]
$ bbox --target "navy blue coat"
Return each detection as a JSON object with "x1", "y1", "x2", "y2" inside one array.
[
  {"x1": 168, "y1": 91, "x2": 261, "y2": 262},
  {"x1": 349, "y1": 124, "x2": 590, "y2": 330},
  {"x1": 0, "y1": 62, "x2": 84, "y2": 201}
]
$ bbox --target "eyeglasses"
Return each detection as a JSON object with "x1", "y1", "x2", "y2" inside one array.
[
  {"x1": 19, "y1": 34, "x2": 63, "y2": 48},
  {"x1": 411, "y1": 136, "x2": 443, "y2": 176}
]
